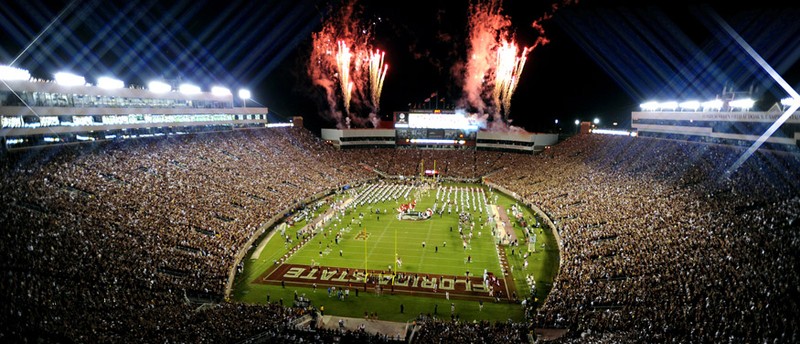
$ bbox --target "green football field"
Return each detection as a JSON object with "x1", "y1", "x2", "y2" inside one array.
[{"x1": 232, "y1": 181, "x2": 560, "y2": 323}]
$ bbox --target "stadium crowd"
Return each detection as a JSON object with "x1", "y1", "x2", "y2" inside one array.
[
  {"x1": 412, "y1": 317, "x2": 531, "y2": 343},
  {"x1": 339, "y1": 148, "x2": 516, "y2": 180},
  {"x1": 0, "y1": 128, "x2": 374, "y2": 342},
  {"x1": 1, "y1": 127, "x2": 798, "y2": 343},
  {"x1": 486, "y1": 135, "x2": 800, "y2": 342}
]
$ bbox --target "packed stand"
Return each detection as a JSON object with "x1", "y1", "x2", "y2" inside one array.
[
  {"x1": 0, "y1": 127, "x2": 373, "y2": 342},
  {"x1": 486, "y1": 134, "x2": 800, "y2": 343},
  {"x1": 340, "y1": 148, "x2": 514, "y2": 180},
  {"x1": 3, "y1": 128, "x2": 799, "y2": 343}
]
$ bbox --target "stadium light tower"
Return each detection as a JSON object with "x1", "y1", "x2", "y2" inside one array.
[
  {"x1": 239, "y1": 89, "x2": 251, "y2": 108},
  {"x1": 0, "y1": 65, "x2": 31, "y2": 80},
  {"x1": 211, "y1": 86, "x2": 231, "y2": 97},
  {"x1": 781, "y1": 97, "x2": 800, "y2": 110},
  {"x1": 212, "y1": 86, "x2": 233, "y2": 106},
  {"x1": 593, "y1": 118, "x2": 600, "y2": 125},
  {"x1": 729, "y1": 98, "x2": 755, "y2": 111},
  {"x1": 97, "y1": 76, "x2": 124, "y2": 89},
  {"x1": 148, "y1": 80, "x2": 171, "y2": 93},
  {"x1": 679, "y1": 100, "x2": 701, "y2": 111},
  {"x1": 179, "y1": 83, "x2": 201, "y2": 95},
  {"x1": 702, "y1": 99, "x2": 723, "y2": 111},
  {"x1": 54, "y1": 72, "x2": 85, "y2": 86},
  {"x1": 660, "y1": 101, "x2": 679, "y2": 111},
  {"x1": 640, "y1": 101, "x2": 658, "y2": 111}
]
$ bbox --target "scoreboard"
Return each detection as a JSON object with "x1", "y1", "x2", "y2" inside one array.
[{"x1": 394, "y1": 111, "x2": 479, "y2": 146}]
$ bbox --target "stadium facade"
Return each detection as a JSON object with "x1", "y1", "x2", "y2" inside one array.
[
  {"x1": 631, "y1": 102, "x2": 800, "y2": 151},
  {"x1": 0, "y1": 68, "x2": 288, "y2": 151},
  {"x1": 321, "y1": 109, "x2": 559, "y2": 153}
]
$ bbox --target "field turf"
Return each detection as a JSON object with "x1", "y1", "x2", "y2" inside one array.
[{"x1": 232, "y1": 181, "x2": 560, "y2": 323}]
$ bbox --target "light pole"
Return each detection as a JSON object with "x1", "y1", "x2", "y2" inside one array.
[{"x1": 239, "y1": 89, "x2": 251, "y2": 108}]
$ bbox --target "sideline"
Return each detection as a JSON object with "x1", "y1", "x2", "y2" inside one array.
[
  {"x1": 250, "y1": 229, "x2": 277, "y2": 260},
  {"x1": 224, "y1": 177, "x2": 377, "y2": 299},
  {"x1": 263, "y1": 196, "x2": 356, "y2": 264}
]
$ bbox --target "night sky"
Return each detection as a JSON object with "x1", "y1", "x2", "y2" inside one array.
[{"x1": 2, "y1": 0, "x2": 798, "y2": 135}]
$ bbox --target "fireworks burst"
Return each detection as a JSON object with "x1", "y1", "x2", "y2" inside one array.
[
  {"x1": 493, "y1": 41, "x2": 530, "y2": 118},
  {"x1": 308, "y1": 0, "x2": 572, "y2": 129},
  {"x1": 460, "y1": 0, "x2": 575, "y2": 128},
  {"x1": 336, "y1": 40, "x2": 354, "y2": 115},
  {"x1": 369, "y1": 49, "x2": 388, "y2": 112},
  {"x1": 308, "y1": 0, "x2": 388, "y2": 129},
  {"x1": 461, "y1": 0, "x2": 509, "y2": 120}
]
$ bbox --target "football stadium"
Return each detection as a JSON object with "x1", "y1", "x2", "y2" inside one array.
[{"x1": 2, "y1": 1, "x2": 800, "y2": 343}]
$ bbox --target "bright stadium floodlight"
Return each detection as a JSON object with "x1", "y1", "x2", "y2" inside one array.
[
  {"x1": 702, "y1": 99, "x2": 723, "y2": 111},
  {"x1": 592, "y1": 129, "x2": 630, "y2": 136},
  {"x1": 179, "y1": 83, "x2": 201, "y2": 95},
  {"x1": 593, "y1": 118, "x2": 600, "y2": 124},
  {"x1": 410, "y1": 138, "x2": 457, "y2": 144},
  {"x1": 0, "y1": 65, "x2": 31, "y2": 80},
  {"x1": 640, "y1": 101, "x2": 660, "y2": 111},
  {"x1": 574, "y1": 119, "x2": 580, "y2": 125},
  {"x1": 554, "y1": 119, "x2": 559, "y2": 124},
  {"x1": 54, "y1": 72, "x2": 85, "y2": 86},
  {"x1": 211, "y1": 86, "x2": 231, "y2": 97},
  {"x1": 729, "y1": 98, "x2": 755, "y2": 111},
  {"x1": 679, "y1": 100, "x2": 701, "y2": 111},
  {"x1": 148, "y1": 80, "x2": 172, "y2": 93},
  {"x1": 660, "y1": 101, "x2": 678, "y2": 111},
  {"x1": 781, "y1": 97, "x2": 797, "y2": 106},
  {"x1": 239, "y1": 89, "x2": 251, "y2": 108},
  {"x1": 97, "y1": 76, "x2": 124, "y2": 89}
]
